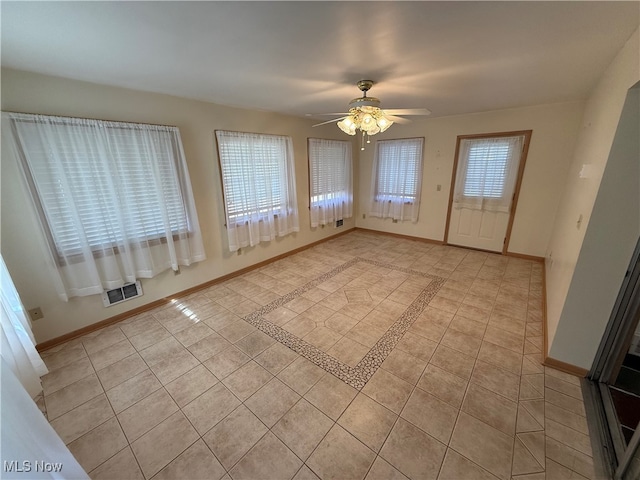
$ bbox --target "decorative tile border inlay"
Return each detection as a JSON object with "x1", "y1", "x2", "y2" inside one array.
[{"x1": 242, "y1": 257, "x2": 445, "y2": 389}]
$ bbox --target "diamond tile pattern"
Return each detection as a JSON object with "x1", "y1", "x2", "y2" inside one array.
[{"x1": 36, "y1": 231, "x2": 595, "y2": 479}]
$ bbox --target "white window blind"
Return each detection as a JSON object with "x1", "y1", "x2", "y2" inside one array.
[
  {"x1": 218, "y1": 139, "x2": 284, "y2": 220},
  {"x1": 215, "y1": 130, "x2": 299, "y2": 252},
  {"x1": 453, "y1": 135, "x2": 524, "y2": 213},
  {"x1": 4, "y1": 112, "x2": 205, "y2": 300},
  {"x1": 463, "y1": 140, "x2": 513, "y2": 197},
  {"x1": 308, "y1": 138, "x2": 353, "y2": 227},
  {"x1": 17, "y1": 123, "x2": 188, "y2": 256},
  {"x1": 369, "y1": 137, "x2": 424, "y2": 222}
]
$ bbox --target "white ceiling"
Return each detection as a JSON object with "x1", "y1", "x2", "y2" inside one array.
[{"x1": 2, "y1": 1, "x2": 639, "y2": 119}]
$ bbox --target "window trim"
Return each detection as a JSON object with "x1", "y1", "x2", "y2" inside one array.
[
  {"x1": 444, "y1": 129, "x2": 533, "y2": 254},
  {"x1": 9, "y1": 115, "x2": 193, "y2": 266}
]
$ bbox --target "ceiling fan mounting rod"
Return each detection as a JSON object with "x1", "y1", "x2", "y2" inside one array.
[{"x1": 357, "y1": 80, "x2": 374, "y2": 97}]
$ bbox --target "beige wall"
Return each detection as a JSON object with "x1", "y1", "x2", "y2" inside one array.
[
  {"x1": 356, "y1": 102, "x2": 584, "y2": 257},
  {"x1": 546, "y1": 29, "x2": 640, "y2": 369},
  {"x1": 1, "y1": 68, "x2": 357, "y2": 343}
]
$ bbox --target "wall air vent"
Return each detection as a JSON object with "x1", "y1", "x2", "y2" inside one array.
[
  {"x1": 336, "y1": 219, "x2": 344, "y2": 227},
  {"x1": 102, "y1": 281, "x2": 143, "y2": 307}
]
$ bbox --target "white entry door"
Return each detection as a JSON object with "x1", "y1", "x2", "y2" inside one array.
[{"x1": 447, "y1": 133, "x2": 529, "y2": 252}]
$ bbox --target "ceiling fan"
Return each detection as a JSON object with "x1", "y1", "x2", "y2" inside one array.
[{"x1": 307, "y1": 80, "x2": 431, "y2": 148}]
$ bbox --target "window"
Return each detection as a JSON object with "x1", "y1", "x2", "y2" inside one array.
[
  {"x1": 369, "y1": 137, "x2": 424, "y2": 222},
  {"x1": 462, "y1": 138, "x2": 518, "y2": 198},
  {"x1": 308, "y1": 138, "x2": 353, "y2": 227},
  {"x1": 13, "y1": 119, "x2": 190, "y2": 257},
  {"x1": 5, "y1": 112, "x2": 205, "y2": 300},
  {"x1": 453, "y1": 134, "x2": 525, "y2": 213},
  {"x1": 215, "y1": 130, "x2": 299, "y2": 252}
]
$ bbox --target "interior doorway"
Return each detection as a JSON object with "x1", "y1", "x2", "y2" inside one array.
[
  {"x1": 445, "y1": 130, "x2": 532, "y2": 253},
  {"x1": 585, "y1": 237, "x2": 640, "y2": 479}
]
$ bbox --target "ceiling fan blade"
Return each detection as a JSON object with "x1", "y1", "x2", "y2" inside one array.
[
  {"x1": 385, "y1": 115, "x2": 412, "y2": 125},
  {"x1": 383, "y1": 108, "x2": 431, "y2": 116},
  {"x1": 306, "y1": 113, "x2": 350, "y2": 116},
  {"x1": 312, "y1": 116, "x2": 347, "y2": 127}
]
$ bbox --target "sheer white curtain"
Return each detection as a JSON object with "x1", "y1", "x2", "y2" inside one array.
[
  {"x1": 1, "y1": 257, "x2": 88, "y2": 478},
  {"x1": 4, "y1": 112, "x2": 206, "y2": 301},
  {"x1": 2, "y1": 358, "x2": 89, "y2": 479},
  {"x1": 453, "y1": 135, "x2": 524, "y2": 213},
  {"x1": 369, "y1": 137, "x2": 424, "y2": 222},
  {"x1": 216, "y1": 131, "x2": 299, "y2": 252},
  {"x1": 1, "y1": 255, "x2": 48, "y2": 398},
  {"x1": 308, "y1": 138, "x2": 353, "y2": 227}
]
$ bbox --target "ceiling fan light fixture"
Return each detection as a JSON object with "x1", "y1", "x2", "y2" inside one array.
[
  {"x1": 378, "y1": 116, "x2": 393, "y2": 132},
  {"x1": 361, "y1": 114, "x2": 376, "y2": 133},
  {"x1": 365, "y1": 123, "x2": 381, "y2": 135},
  {"x1": 311, "y1": 80, "x2": 430, "y2": 147},
  {"x1": 339, "y1": 106, "x2": 393, "y2": 138},
  {"x1": 337, "y1": 117, "x2": 357, "y2": 135}
]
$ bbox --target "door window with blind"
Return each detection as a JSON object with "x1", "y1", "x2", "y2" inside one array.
[
  {"x1": 369, "y1": 137, "x2": 424, "y2": 222},
  {"x1": 308, "y1": 138, "x2": 353, "y2": 227},
  {"x1": 4, "y1": 112, "x2": 205, "y2": 300},
  {"x1": 215, "y1": 130, "x2": 299, "y2": 252},
  {"x1": 453, "y1": 135, "x2": 525, "y2": 213}
]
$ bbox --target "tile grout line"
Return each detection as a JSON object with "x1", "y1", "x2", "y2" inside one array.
[{"x1": 447, "y1": 258, "x2": 516, "y2": 480}]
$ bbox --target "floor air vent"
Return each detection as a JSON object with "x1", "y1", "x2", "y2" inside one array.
[{"x1": 102, "y1": 281, "x2": 143, "y2": 307}]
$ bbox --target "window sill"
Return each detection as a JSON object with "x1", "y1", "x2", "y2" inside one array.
[{"x1": 56, "y1": 231, "x2": 193, "y2": 266}]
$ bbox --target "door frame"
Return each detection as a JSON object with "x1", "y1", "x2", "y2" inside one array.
[{"x1": 444, "y1": 130, "x2": 533, "y2": 254}]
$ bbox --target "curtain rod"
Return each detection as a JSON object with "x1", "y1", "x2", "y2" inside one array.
[{"x1": 2, "y1": 110, "x2": 178, "y2": 129}]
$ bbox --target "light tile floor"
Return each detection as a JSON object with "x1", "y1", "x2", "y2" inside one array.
[{"x1": 37, "y1": 231, "x2": 597, "y2": 480}]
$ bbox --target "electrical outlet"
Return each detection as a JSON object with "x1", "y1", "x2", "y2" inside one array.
[{"x1": 28, "y1": 307, "x2": 43, "y2": 321}]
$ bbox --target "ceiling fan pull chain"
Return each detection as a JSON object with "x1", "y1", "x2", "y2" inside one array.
[{"x1": 361, "y1": 131, "x2": 365, "y2": 151}]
